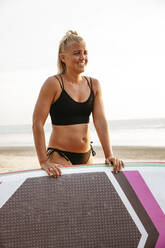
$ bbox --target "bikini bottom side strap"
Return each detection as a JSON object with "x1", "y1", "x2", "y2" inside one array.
[{"x1": 90, "y1": 141, "x2": 96, "y2": 156}]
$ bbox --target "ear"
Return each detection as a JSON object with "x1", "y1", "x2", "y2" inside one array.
[{"x1": 60, "y1": 53, "x2": 66, "y2": 63}]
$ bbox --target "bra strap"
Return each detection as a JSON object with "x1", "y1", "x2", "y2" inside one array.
[
  {"x1": 59, "y1": 74, "x2": 65, "y2": 89},
  {"x1": 54, "y1": 75, "x2": 64, "y2": 89},
  {"x1": 84, "y1": 76, "x2": 92, "y2": 90}
]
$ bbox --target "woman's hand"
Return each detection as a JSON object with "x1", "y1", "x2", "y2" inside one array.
[
  {"x1": 105, "y1": 156, "x2": 124, "y2": 173},
  {"x1": 40, "y1": 160, "x2": 62, "y2": 178}
]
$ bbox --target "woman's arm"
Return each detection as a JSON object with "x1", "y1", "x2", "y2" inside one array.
[
  {"x1": 92, "y1": 78, "x2": 124, "y2": 173},
  {"x1": 32, "y1": 77, "x2": 61, "y2": 177}
]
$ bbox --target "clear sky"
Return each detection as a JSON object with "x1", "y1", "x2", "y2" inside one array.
[{"x1": 0, "y1": 0, "x2": 165, "y2": 125}]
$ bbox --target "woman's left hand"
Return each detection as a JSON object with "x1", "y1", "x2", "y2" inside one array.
[{"x1": 105, "y1": 156, "x2": 124, "y2": 173}]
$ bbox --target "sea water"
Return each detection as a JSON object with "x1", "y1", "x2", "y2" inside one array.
[{"x1": 0, "y1": 118, "x2": 165, "y2": 147}]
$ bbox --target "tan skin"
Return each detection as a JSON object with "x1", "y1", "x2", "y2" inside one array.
[{"x1": 32, "y1": 40, "x2": 124, "y2": 178}]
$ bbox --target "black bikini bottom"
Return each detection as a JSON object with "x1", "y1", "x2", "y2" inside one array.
[{"x1": 47, "y1": 143, "x2": 96, "y2": 165}]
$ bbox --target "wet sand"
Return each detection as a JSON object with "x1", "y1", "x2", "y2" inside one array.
[{"x1": 0, "y1": 146, "x2": 165, "y2": 173}]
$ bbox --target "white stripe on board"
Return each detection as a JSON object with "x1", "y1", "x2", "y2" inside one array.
[{"x1": 104, "y1": 169, "x2": 147, "y2": 248}]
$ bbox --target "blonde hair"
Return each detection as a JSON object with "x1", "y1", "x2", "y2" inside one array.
[{"x1": 57, "y1": 30, "x2": 84, "y2": 74}]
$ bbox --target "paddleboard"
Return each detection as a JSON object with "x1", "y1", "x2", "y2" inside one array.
[{"x1": 0, "y1": 162, "x2": 165, "y2": 248}]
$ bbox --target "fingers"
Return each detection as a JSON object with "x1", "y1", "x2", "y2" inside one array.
[
  {"x1": 49, "y1": 165, "x2": 62, "y2": 178},
  {"x1": 112, "y1": 158, "x2": 118, "y2": 173},
  {"x1": 105, "y1": 157, "x2": 124, "y2": 174},
  {"x1": 43, "y1": 164, "x2": 62, "y2": 178},
  {"x1": 113, "y1": 159, "x2": 124, "y2": 173}
]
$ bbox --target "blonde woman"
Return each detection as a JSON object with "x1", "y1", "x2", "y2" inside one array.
[{"x1": 32, "y1": 30, "x2": 124, "y2": 178}]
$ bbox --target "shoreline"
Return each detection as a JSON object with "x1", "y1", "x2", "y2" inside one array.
[
  {"x1": 0, "y1": 145, "x2": 165, "y2": 159},
  {"x1": 0, "y1": 146, "x2": 165, "y2": 173}
]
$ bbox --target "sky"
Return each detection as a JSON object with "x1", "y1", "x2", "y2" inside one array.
[{"x1": 0, "y1": 0, "x2": 165, "y2": 125}]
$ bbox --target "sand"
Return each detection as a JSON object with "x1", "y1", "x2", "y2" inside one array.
[{"x1": 0, "y1": 146, "x2": 165, "y2": 173}]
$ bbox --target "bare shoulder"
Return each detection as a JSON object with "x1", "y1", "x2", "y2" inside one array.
[
  {"x1": 86, "y1": 76, "x2": 101, "y2": 95},
  {"x1": 37, "y1": 75, "x2": 62, "y2": 104},
  {"x1": 41, "y1": 75, "x2": 61, "y2": 91}
]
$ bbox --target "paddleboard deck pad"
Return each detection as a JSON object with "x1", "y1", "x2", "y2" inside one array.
[{"x1": 0, "y1": 163, "x2": 165, "y2": 248}]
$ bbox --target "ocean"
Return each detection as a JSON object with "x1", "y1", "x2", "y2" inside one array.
[{"x1": 0, "y1": 118, "x2": 165, "y2": 148}]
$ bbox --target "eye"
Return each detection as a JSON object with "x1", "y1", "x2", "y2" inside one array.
[{"x1": 73, "y1": 51, "x2": 80, "y2": 55}]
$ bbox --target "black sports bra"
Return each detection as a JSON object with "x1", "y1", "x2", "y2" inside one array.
[{"x1": 49, "y1": 75, "x2": 94, "y2": 125}]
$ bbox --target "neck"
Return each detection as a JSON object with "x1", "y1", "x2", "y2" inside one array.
[{"x1": 62, "y1": 70, "x2": 83, "y2": 84}]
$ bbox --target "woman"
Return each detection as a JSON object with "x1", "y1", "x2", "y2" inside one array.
[{"x1": 32, "y1": 30, "x2": 124, "y2": 178}]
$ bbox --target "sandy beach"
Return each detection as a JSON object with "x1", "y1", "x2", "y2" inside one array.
[{"x1": 0, "y1": 146, "x2": 165, "y2": 173}]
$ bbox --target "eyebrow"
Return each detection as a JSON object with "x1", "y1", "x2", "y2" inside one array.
[{"x1": 72, "y1": 49, "x2": 88, "y2": 52}]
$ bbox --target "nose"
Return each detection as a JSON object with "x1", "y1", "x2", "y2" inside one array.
[
  {"x1": 79, "y1": 54, "x2": 84, "y2": 59},
  {"x1": 79, "y1": 53, "x2": 86, "y2": 61}
]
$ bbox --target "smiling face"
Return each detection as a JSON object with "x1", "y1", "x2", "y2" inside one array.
[{"x1": 60, "y1": 41, "x2": 88, "y2": 74}]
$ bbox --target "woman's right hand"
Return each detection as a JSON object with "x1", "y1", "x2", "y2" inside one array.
[{"x1": 40, "y1": 160, "x2": 62, "y2": 178}]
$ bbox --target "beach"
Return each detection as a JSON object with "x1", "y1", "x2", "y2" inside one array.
[{"x1": 0, "y1": 146, "x2": 165, "y2": 173}]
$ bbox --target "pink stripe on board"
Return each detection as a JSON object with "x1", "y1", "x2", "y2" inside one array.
[{"x1": 124, "y1": 171, "x2": 165, "y2": 248}]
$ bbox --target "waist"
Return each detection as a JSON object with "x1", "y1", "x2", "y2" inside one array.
[{"x1": 49, "y1": 124, "x2": 90, "y2": 153}]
